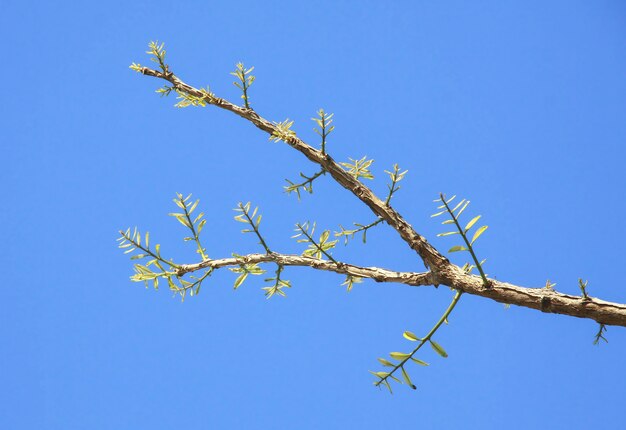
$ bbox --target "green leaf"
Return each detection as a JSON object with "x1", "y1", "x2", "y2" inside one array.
[
  {"x1": 464, "y1": 215, "x2": 481, "y2": 232},
  {"x1": 390, "y1": 352, "x2": 411, "y2": 360},
  {"x1": 403, "y1": 331, "x2": 420, "y2": 341},
  {"x1": 448, "y1": 245, "x2": 467, "y2": 253},
  {"x1": 342, "y1": 275, "x2": 362, "y2": 292},
  {"x1": 320, "y1": 230, "x2": 330, "y2": 243},
  {"x1": 430, "y1": 340, "x2": 448, "y2": 358},
  {"x1": 169, "y1": 213, "x2": 191, "y2": 228},
  {"x1": 450, "y1": 198, "x2": 466, "y2": 213},
  {"x1": 456, "y1": 200, "x2": 470, "y2": 217},
  {"x1": 437, "y1": 231, "x2": 459, "y2": 237},
  {"x1": 471, "y1": 225, "x2": 488, "y2": 244},
  {"x1": 410, "y1": 357, "x2": 429, "y2": 366},
  {"x1": 234, "y1": 273, "x2": 248, "y2": 289},
  {"x1": 377, "y1": 358, "x2": 395, "y2": 367},
  {"x1": 401, "y1": 367, "x2": 416, "y2": 389}
]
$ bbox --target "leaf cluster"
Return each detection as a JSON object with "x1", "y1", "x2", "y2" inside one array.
[
  {"x1": 234, "y1": 202, "x2": 271, "y2": 254},
  {"x1": 230, "y1": 257, "x2": 266, "y2": 290},
  {"x1": 433, "y1": 194, "x2": 489, "y2": 286},
  {"x1": 117, "y1": 226, "x2": 212, "y2": 300},
  {"x1": 174, "y1": 87, "x2": 214, "y2": 108},
  {"x1": 270, "y1": 119, "x2": 296, "y2": 142},
  {"x1": 284, "y1": 169, "x2": 326, "y2": 199},
  {"x1": 340, "y1": 156, "x2": 375, "y2": 181},
  {"x1": 312, "y1": 109, "x2": 335, "y2": 154},
  {"x1": 263, "y1": 265, "x2": 292, "y2": 298},
  {"x1": 230, "y1": 62, "x2": 255, "y2": 109},
  {"x1": 293, "y1": 222, "x2": 338, "y2": 260},
  {"x1": 169, "y1": 193, "x2": 208, "y2": 261}
]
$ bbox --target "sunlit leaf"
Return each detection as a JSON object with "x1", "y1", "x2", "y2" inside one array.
[
  {"x1": 401, "y1": 367, "x2": 416, "y2": 389},
  {"x1": 437, "y1": 231, "x2": 458, "y2": 237},
  {"x1": 448, "y1": 245, "x2": 467, "y2": 253},
  {"x1": 390, "y1": 352, "x2": 411, "y2": 360},
  {"x1": 471, "y1": 225, "x2": 488, "y2": 244},
  {"x1": 430, "y1": 340, "x2": 448, "y2": 358},
  {"x1": 403, "y1": 331, "x2": 420, "y2": 341},
  {"x1": 456, "y1": 201, "x2": 471, "y2": 217},
  {"x1": 234, "y1": 273, "x2": 247, "y2": 289},
  {"x1": 378, "y1": 358, "x2": 395, "y2": 367},
  {"x1": 451, "y1": 199, "x2": 466, "y2": 213},
  {"x1": 410, "y1": 357, "x2": 429, "y2": 366},
  {"x1": 464, "y1": 215, "x2": 481, "y2": 232}
]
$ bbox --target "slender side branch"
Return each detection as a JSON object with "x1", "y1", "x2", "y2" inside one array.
[
  {"x1": 374, "y1": 290, "x2": 462, "y2": 391},
  {"x1": 284, "y1": 169, "x2": 326, "y2": 198},
  {"x1": 177, "y1": 252, "x2": 435, "y2": 286}
]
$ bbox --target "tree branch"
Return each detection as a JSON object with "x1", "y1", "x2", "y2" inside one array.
[{"x1": 134, "y1": 66, "x2": 626, "y2": 328}]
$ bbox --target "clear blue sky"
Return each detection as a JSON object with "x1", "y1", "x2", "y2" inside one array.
[{"x1": 2, "y1": 1, "x2": 625, "y2": 428}]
